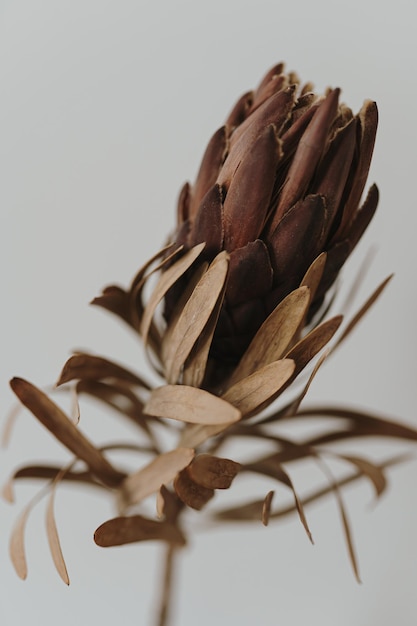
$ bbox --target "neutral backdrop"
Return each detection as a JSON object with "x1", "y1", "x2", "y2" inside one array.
[{"x1": 1, "y1": 1, "x2": 416, "y2": 625}]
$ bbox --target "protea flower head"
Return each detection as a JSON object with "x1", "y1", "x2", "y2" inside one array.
[{"x1": 166, "y1": 62, "x2": 378, "y2": 369}]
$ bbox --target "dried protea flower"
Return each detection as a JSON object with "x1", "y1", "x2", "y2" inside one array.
[
  {"x1": 165, "y1": 64, "x2": 378, "y2": 372},
  {"x1": 4, "y1": 62, "x2": 416, "y2": 626}
]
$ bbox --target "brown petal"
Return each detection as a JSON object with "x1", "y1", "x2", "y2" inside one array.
[
  {"x1": 313, "y1": 118, "x2": 358, "y2": 240},
  {"x1": 226, "y1": 240, "x2": 273, "y2": 307},
  {"x1": 250, "y1": 73, "x2": 288, "y2": 113},
  {"x1": 219, "y1": 86, "x2": 296, "y2": 186},
  {"x1": 345, "y1": 183, "x2": 379, "y2": 251},
  {"x1": 334, "y1": 100, "x2": 378, "y2": 241},
  {"x1": 254, "y1": 62, "x2": 285, "y2": 96},
  {"x1": 270, "y1": 88, "x2": 340, "y2": 229},
  {"x1": 176, "y1": 181, "x2": 191, "y2": 225},
  {"x1": 225, "y1": 90, "x2": 253, "y2": 129},
  {"x1": 189, "y1": 183, "x2": 224, "y2": 255},
  {"x1": 223, "y1": 125, "x2": 282, "y2": 251},
  {"x1": 190, "y1": 126, "x2": 229, "y2": 220},
  {"x1": 268, "y1": 194, "x2": 328, "y2": 284}
]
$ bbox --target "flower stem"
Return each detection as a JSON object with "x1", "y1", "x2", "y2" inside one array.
[{"x1": 155, "y1": 543, "x2": 178, "y2": 626}]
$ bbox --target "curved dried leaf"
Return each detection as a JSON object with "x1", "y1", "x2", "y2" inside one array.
[
  {"x1": 217, "y1": 454, "x2": 411, "y2": 522},
  {"x1": 311, "y1": 456, "x2": 361, "y2": 582},
  {"x1": 140, "y1": 243, "x2": 206, "y2": 347},
  {"x1": 182, "y1": 277, "x2": 227, "y2": 388},
  {"x1": 246, "y1": 460, "x2": 313, "y2": 543},
  {"x1": 222, "y1": 359, "x2": 295, "y2": 416},
  {"x1": 332, "y1": 275, "x2": 393, "y2": 353},
  {"x1": 174, "y1": 469, "x2": 215, "y2": 510},
  {"x1": 10, "y1": 504, "x2": 31, "y2": 580},
  {"x1": 70, "y1": 384, "x2": 80, "y2": 425},
  {"x1": 164, "y1": 251, "x2": 229, "y2": 384},
  {"x1": 228, "y1": 287, "x2": 310, "y2": 386},
  {"x1": 285, "y1": 315, "x2": 343, "y2": 374},
  {"x1": 336, "y1": 454, "x2": 387, "y2": 499},
  {"x1": 297, "y1": 406, "x2": 417, "y2": 444},
  {"x1": 10, "y1": 378, "x2": 125, "y2": 488},
  {"x1": 9, "y1": 487, "x2": 46, "y2": 580},
  {"x1": 262, "y1": 490, "x2": 275, "y2": 526},
  {"x1": 46, "y1": 484, "x2": 70, "y2": 585},
  {"x1": 1, "y1": 402, "x2": 21, "y2": 448},
  {"x1": 94, "y1": 515, "x2": 186, "y2": 547},
  {"x1": 56, "y1": 353, "x2": 150, "y2": 389},
  {"x1": 120, "y1": 448, "x2": 195, "y2": 508},
  {"x1": 188, "y1": 454, "x2": 241, "y2": 489},
  {"x1": 144, "y1": 385, "x2": 241, "y2": 426}
]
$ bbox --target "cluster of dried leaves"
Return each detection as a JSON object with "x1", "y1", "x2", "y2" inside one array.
[{"x1": 3, "y1": 63, "x2": 416, "y2": 615}]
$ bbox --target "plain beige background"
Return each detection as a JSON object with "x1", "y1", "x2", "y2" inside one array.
[{"x1": 1, "y1": 1, "x2": 416, "y2": 624}]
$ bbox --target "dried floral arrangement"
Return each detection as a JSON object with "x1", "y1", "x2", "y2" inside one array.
[{"x1": 4, "y1": 62, "x2": 417, "y2": 625}]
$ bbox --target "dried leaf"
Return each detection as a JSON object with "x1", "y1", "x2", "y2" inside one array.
[
  {"x1": 144, "y1": 385, "x2": 241, "y2": 426},
  {"x1": 140, "y1": 243, "x2": 206, "y2": 348},
  {"x1": 262, "y1": 491, "x2": 275, "y2": 526},
  {"x1": 285, "y1": 315, "x2": 343, "y2": 374},
  {"x1": 1, "y1": 402, "x2": 21, "y2": 448},
  {"x1": 188, "y1": 454, "x2": 241, "y2": 489},
  {"x1": 227, "y1": 287, "x2": 310, "y2": 386},
  {"x1": 174, "y1": 469, "x2": 215, "y2": 510},
  {"x1": 119, "y1": 448, "x2": 195, "y2": 508},
  {"x1": 222, "y1": 359, "x2": 295, "y2": 416},
  {"x1": 182, "y1": 277, "x2": 227, "y2": 388},
  {"x1": 332, "y1": 275, "x2": 393, "y2": 352},
  {"x1": 10, "y1": 378, "x2": 125, "y2": 488},
  {"x1": 216, "y1": 454, "x2": 411, "y2": 522},
  {"x1": 9, "y1": 488, "x2": 46, "y2": 580},
  {"x1": 246, "y1": 460, "x2": 313, "y2": 543},
  {"x1": 164, "y1": 251, "x2": 229, "y2": 384},
  {"x1": 336, "y1": 454, "x2": 387, "y2": 499},
  {"x1": 70, "y1": 384, "x2": 80, "y2": 425},
  {"x1": 56, "y1": 353, "x2": 150, "y2": 389},
  {"x1": 325, "y1": 466, "x2": 361, "y2": 583},
  {"x1": 10, "y1": 504, "x2": 31, "y2": 580},
  {"x1": 94, "y1": 515, "x2": 186, "y2": 547},
  {"x1": 46, "y1": 482, "x2": 70, "y2": 585}
]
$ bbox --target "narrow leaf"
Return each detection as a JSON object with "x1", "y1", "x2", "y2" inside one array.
[
  {"x1": 46, "y1": 483, "x2": 70, "y2": 585},
  {"x1": 94, "y1": 515, "x2": 186, "y2": 547},
  {"x1": 164, "y1": 251, "x2": 229, "y2": 384},
  {"x1": 262, "y1": 491, "x2": 275, "y2": 526},
  {"x1": 144, "y1": 385, "x2": 241, "y2": 426},
  {"x1": 228, "y1": 287, "x2": 310, "y2": 386},
  {"x1": 140, "y1": 243, "x2": 206, "y2": 347},
  {"x1": 222, "y1": 359, "x2": 295, "y2": 416},
  {"x1": 56, "y1": 353, "x2": 150, "y2": 389},
  {"x1": 120, "y1": 448, "x2": 195, "y2": 508},
  {"x1": 285, "y1": 315, "x2": 343, "y2": 374},
  {"x1": 10, "y1": 378, "x2": 125, "y2": 487}
]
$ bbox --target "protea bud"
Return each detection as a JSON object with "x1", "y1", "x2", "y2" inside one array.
[{"x1": 166, "y1": 63, "x2": 378, "y2": 368}]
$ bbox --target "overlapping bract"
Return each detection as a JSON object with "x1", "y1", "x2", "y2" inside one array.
[{"x1": 167, "y1": 63, "x2": 378, "y2": 364}]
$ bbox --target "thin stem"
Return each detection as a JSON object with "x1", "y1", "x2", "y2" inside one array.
[{"x1": 155, "y1": 543, "x2": 178, "y2": 626}]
